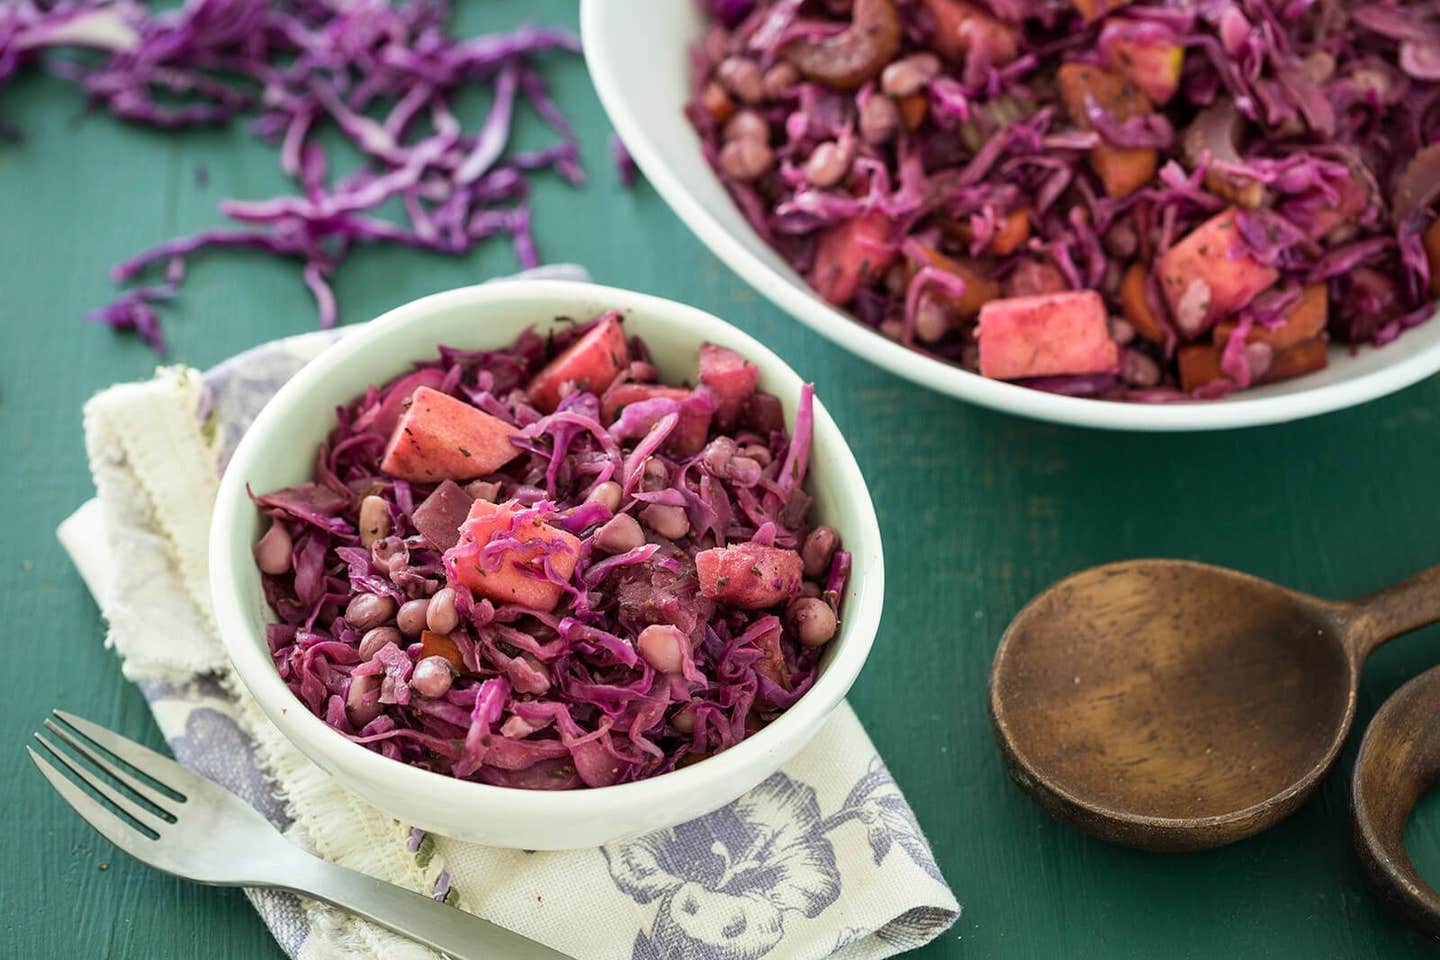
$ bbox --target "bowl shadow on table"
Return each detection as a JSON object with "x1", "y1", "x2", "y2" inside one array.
[{"x1": 963, "y1": 379, "x2": 1440, "y2": 946}]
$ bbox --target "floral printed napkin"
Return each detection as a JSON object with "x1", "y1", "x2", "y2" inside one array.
[{"x1": 57, "y1": 270, "x2": 959, "y2": 960}]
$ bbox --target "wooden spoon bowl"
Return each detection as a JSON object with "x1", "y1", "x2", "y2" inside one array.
[
  {"x1": 990, "y1": 559, "x2": 1440, "y2": 851},
  {"x1": 1352, "y1": 665, "x2": 1440, "y2": 938}
]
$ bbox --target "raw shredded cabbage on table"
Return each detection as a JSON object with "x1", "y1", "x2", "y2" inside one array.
[
  {"x1": 691, "y1": 0, "x2": 1440, "y2": 400},
  {"x1": 0, "y1": 0, "x2": 586, "y2": 355},
  {"x1": 252, "y1": 317, "x2": 848, "y2": 789}
]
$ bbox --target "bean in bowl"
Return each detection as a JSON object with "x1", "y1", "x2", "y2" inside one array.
[{"x1": 251, "y1": 312, "x2": 848, "y2": 789}]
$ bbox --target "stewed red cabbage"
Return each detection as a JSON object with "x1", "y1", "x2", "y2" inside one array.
[
  {"x1": 251, "y1": 313, "x2": 849, "y2": 788},
  {"x1": 690, "y1": 0, "x2": 1440, "y2": 401}
]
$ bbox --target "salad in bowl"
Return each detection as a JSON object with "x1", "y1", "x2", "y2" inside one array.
[{"x1": 210, "y1": 281, "x2": 882, "y2": 848}]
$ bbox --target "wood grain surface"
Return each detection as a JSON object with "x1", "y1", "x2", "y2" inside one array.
[{"x1": 6, "y1": 2, "x2": 1440, "y2": 956}]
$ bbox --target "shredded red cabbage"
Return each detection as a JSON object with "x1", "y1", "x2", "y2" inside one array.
[
  {"x1": 691, "y1": 0, "x2": 1440, "y2": 400},
  {"x1": 0, "y1": 1, "x2": 585, "y2": 356},
  {"x1": 252, "y1": 315, "x2": 846, "y2": 788}
]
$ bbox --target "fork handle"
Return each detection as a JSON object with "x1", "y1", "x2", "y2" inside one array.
[{"x1": 273, "y1": 851, "x2": 569, "y2": 960}]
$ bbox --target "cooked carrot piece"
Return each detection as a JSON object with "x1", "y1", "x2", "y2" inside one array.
[
  {"x1": 1213, "y1": 284, "x2": 1328, "y2": 351},
  {"x1": 949, "y1": 209, "x2": 1030, "y2": 256},
  {"x1": 1120, "y1": 263, "x2": 1167, "y2": 343},
  {"x1": 906, "y1": 243, "x2": 1001, "y2": 318},
  {"x1": 1090, "y1": 146, "x2": 1157, "y2": 200},
  {"x1": 1427, "y1": 218, "x2": 1440, "y2": 298},
  {"x1": 1057, "y1": 63, "x2": 1157, "y2": 198},
  {"x1": 1072, "y1": 0, "x2": 1133, "y2": 21},
  {"x1": 921, "y1": 0, "x2": 1020, "y2": 65},
  {"x1": 990, "y1": 209, "x2": 1031, "y2": 256},
  {"x1": 701, "y1": 82, "x2": 734, "y2": 124},
  {"x1": 420, "y1": 630, "x2": 465, "y2": 672},
  {"x1": 1265, "y1": 337, "x2": 1330, "y2": 382},
  {"x1": 1181, "y1": 334, "x2": 1329, "y2": 392},
  {"x1": 1177, "y1": 344, "x2": 1226, "y2": 392},
  {"x1": 898, "y1": 92, "x2": 928, "y2": 131}
]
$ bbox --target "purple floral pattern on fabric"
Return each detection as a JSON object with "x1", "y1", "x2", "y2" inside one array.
[{"x1": 605, "y1": 761, "x2": 944, "y2": 960}]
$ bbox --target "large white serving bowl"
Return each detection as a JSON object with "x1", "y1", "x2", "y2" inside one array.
[
  {"x1": 581, "y1": 0, "x2": 1440, "y2": 431},
  {"x1": 209, "y1": 280, "x2": 884, "y2": 849}
]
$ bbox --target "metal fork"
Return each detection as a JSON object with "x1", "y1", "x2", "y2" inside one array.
[{"x1": 28, "y1": 710, "x2": 567, "y2": 960}]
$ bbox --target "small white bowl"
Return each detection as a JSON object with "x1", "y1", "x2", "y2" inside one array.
[
  {"x1": 581, "y1": 0, "x2": 1440, "y2": 431},
  {"x1": 210, "y1": 280, "x2": 883, "y2": 849}
]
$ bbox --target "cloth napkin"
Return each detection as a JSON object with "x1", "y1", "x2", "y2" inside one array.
[{"x1": 57, "y1": 268, "x2": 960, "y2": 960}]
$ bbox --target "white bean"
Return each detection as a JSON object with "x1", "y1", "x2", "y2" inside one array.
[
  {"x1": 801, "y1": 526, "x2": 839, "y2": 579},
  {"x1": 718, "y1": 138, "x2": 774, "y2": 180},
  {"x1": 788, "y1": 597, "x2": 838, "y2": 647},
  {"x1": 253, "y1": 521, "x2": 292, "y2": 575},
  {"x1": 426, "y1": 587, "x2": 459, "y2": 634},
  {"x1": 345, "y1": 593, "x2": 395, "y2": 632},
  {"x1": 411, "y1": 657, "x2": 454, "y2": 698},
  {"x1": 641, "y1": 504, "x2": 690, "y2": 541},
  {"x1": 585, "y1": 481, "x2": 622, "y2": 514},
  {"x1": 595, "y1": 514, "x2": 645, "y2": 554},
  {"x1": 358, "y1": 495, "x2": 391, "y2": 547},
  {"x1": 880, "y1": 53, "x2": 941, "y2": 98},
  {"x1": 716, "y1": 56, "x2": 764, "y2": 103},
  {"x1": 638, "y1": 624, "x2": 687, "y2": 674},
  {"x1": 396, "y1": 598, "x2": 430, "y2": 637},
  {"x1": 358, "y1": 626, "x2": 400, "y2": 661}
]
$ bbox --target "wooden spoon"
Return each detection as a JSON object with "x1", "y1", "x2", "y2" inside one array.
[
  {"x1": 1352, "y1": 664, "x2": 1440, "y2": 938},
  {"x1": 989, "y1": 559, "x2": 1440, "y2": 851}
]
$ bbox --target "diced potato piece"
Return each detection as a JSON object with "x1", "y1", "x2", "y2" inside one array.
[
  {"x1": 380, "y1": 386, "x2": 521, "y2": 482},
  {"x1": 449, "y1": 500, "x2": 581, "y2": 612},
  {"x1": 1103, "y1": 29, "x2": 1184, "y2": 105},
  {"x1": 354, "y1": 369, "x2": 447, "y2": 438},
  {"x1": 600, "y1": 382, "x2": 713, "y2": 455},
  {"x1": 696, "y1": 543, "x2": 804, "y2": 609},
  {"x1": 1159, "y1": 210, "x2": 1279, "y2": 333},
  {"x1": 976, "y1": 290, "x2": 1120, "y2": 380},
  {"x1": 811, "y1": 210, "x2": 898, "y2": 306},
  {"x1": 526, "y1": 312, "x2": 629, "y2": 413},
  {"x1": 698, "y1": 343, "x2": 759, "y2": 430}
]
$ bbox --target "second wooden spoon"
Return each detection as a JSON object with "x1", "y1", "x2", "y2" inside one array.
[{"x1": 989, "y1": 560, "x2": 1440, "y2": 851}]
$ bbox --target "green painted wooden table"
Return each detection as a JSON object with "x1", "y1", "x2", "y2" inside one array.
[{"x1": 7, "y1": 4, "x2": 1440, "y2": 957}]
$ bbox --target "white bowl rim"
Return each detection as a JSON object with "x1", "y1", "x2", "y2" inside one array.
[
  {"x1": 580, "y1": 0, "x2": 1440, "y2": 432},
  {"x1": 210, "y1": 279, "x2": 883, "y2": 821}
]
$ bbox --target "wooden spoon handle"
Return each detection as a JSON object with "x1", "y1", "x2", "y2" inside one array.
[
  {"x1": 1352, "y1": 664, "x2": 1440, "y2": 939},
  {"x1": 1349, "y1": 564, "x2": 1440, "y2": 659}
]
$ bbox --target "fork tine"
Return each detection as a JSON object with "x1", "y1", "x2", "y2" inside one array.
[
  {"x1": 27, "y1": 746, "x2": 161, "y2": 866},
  {"x1": 33, "y1": 733, "x2": 173, "y2": 835},
  {"x1": 53, "y1": 710, "x2": 189, "y2": 800},
  {"x1": 43, "y1": 719, "x2": 178, "y2": 813}
]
